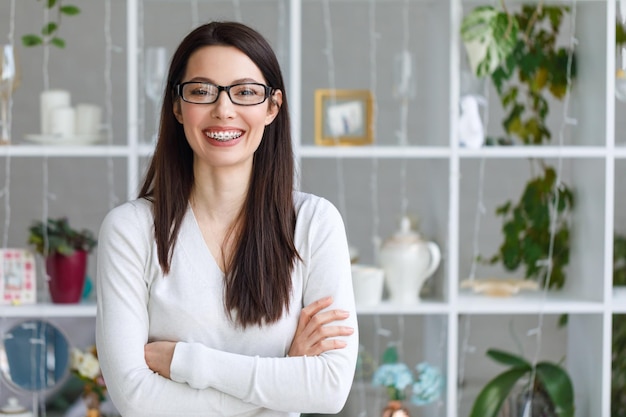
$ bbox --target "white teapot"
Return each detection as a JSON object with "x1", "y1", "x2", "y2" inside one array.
[{"x1": 379, "y1": 216, "x2": 441, "y2": 304}]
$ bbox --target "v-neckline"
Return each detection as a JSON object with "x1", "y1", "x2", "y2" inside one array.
[{"x1": 182, "y1": 204, "x2": 225, "y2": 276}]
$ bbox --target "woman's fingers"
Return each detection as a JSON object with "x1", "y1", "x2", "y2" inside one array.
[
  {"x1": 289, "y1": 297, "x2": 353, "y2": 357},
  {"x1": 298, "y1": 296, "x2": 334, "y2": 325}
]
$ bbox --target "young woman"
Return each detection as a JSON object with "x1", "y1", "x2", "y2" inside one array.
[{"x1": 95, "y1": 21, "x2": 358, "y2": 416}]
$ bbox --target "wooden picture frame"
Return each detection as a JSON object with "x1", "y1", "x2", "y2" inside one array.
[{"x1": 314, "y1": 89, "x2": 374, "y2": 146}]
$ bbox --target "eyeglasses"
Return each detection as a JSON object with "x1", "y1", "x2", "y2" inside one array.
[{"x1": 177, "y1": 82, "x2": 273, "y2": 106}]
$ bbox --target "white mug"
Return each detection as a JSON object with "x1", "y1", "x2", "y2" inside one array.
[
  {"x1": 75, "y1": 103, "x2": 102, "y2": 136},
  {"x1": 351, "y1": 264, "x2": 384, "y2": 307}
]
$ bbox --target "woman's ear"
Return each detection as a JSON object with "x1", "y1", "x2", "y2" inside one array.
[
  {"x1": 265, "y1": 89, "x2": 283, "y2": 125},
  {"x1": 173, "y1": 99, "x2": 183, "y2": 124}
]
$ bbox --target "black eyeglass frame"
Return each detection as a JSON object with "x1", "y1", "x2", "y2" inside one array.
[{"x1": 176, "y1": 81, "x2": 274, "y2": 106}]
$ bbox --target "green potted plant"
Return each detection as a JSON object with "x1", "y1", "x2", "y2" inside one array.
[
  {"x1": 470, "y1": 348, "x2": 574, "y2": 417},
  {"x1": 461, "y1": 3, "x2": 576, "y2": 288},
  {"x1": 28, "y1": 217, "x2": 96, "y2": 304}
]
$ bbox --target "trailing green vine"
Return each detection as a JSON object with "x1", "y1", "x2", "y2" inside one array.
[
  {"x1": 22, "y1": 0, "x2": 81, "y2": 49},
  {"x1": 461, "y1": 3, "x2": 576, "y2": 288},
  {"x1": 481, "y1": 165, "x2": 574, "y2": 289}
]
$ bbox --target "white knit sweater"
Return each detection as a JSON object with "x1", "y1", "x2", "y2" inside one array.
[{"x1": 95, "y1": 192, "x2": 358, "y2": 417}]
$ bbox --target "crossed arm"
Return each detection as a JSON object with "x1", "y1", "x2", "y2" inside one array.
[{"x1": 144, "y1": 296, "x2": 355, "y2": 378}]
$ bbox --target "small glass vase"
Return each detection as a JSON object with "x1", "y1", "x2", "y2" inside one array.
[
  {"x1": 382, "y1": 400, "x2": 410, "y2": 417},
  {"x1": 83, "y1": 390, "x2": 102, "y2": 417}
]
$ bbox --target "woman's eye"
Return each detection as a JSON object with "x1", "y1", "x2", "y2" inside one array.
[{"x1": 236, "y1": 89, "x2": 255, "y2": 96}]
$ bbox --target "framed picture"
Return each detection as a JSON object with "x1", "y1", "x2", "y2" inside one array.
[
  {"x1": 315, "y1": 89, "x2": 374, "y2": 146},
  {"x1": 0, "y1": 249, "x2": 36, "y2": 305}
]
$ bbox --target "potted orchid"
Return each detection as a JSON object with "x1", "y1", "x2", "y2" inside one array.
[
  {"x1": 70, "y1": 346, "x2": 106, "y2": 416},
  {"x1": 371, "y1": 346, "x2": 443, "y2": 416}
]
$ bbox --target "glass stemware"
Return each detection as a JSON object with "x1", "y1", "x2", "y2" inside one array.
[
  {"x1": 392, "y1": 50, "x2": 416, "y2": 145},
  {"x1": 0, "y1": 44, "x2": 20, "y2": 144},
  {"x1": 144, "y1": 46, "x2": 168, "y2": 144}
]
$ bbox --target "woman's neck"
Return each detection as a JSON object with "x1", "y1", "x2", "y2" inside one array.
[{"x1": 190, "y1": 163, "x2": 250, "y2": 224}]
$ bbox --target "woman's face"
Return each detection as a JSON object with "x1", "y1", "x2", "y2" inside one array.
[{"x1": 174, "y1": 45, "x2": 281, "y2": 171}]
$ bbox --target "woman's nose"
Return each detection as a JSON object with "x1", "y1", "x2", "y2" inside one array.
[{"x1": 211, "y1": 90, "x2": 236, "y2": 119}]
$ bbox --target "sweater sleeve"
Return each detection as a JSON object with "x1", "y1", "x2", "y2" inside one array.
[
  {"x1": 168, "y1": 198, "x2": 359, "y2": 414},
  {"x1": 95, "y1": 202, "x2": 259, "y2": 417}
]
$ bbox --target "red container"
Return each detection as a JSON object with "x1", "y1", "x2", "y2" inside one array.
[{"x1": 45, "y1": 250, "x2": 88, "y2": 304}]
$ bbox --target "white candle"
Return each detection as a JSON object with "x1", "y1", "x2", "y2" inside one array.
[
  {"x1": 75, "y1": 103, "x2": 102, "y2": 136},
  {"x1": 49, "y1": 106, "x2": 75, "y2": 138},
  {"x1": 40, "y1": 90, "x2": 71, "y2": 134}
]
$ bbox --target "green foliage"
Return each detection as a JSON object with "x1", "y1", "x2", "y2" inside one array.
[
  {"x1": 485, "y1": 165, "x2": 574, "y2": 289},
  {"x1": 461, "y1": 4, "x2": 575, "y2": 145},
  {"x1": 460, "y1": 6, "x2": 519, "y2": 77},
  {"x1": 618, "y1": 21, "x2": 626, "y2": 48},
  {"x1": 613, "y1": 237, "x2": 626, "y2": 416},
  {"x1": 21, "y1": 0, "x2": 81, "y2": 49},
  {"x1": 462, "y1": 3, "x2": 576, "y2": 288},
  {"x1": 613, "y1": 314, "x2": 626, "y2": 417},
  {"x1": 615, "y1": 234, "x2": 626, "y2": 286},
  {"x1": 470, "y1": 349, "x2": 574, "y2": 417},
  {"x1": 491, "y1": 5, "x2": 575, "y2": 145},
  {"x1": 28, "y1": 217, "x2": 96, "y2": 257}
]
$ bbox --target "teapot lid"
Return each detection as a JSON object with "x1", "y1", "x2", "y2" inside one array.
[
  {"x1": 384, "y1": 216, "x2": 421, "y2": 246},
  {"x1": 0, "y1": 398, "x2": 31, "y2": 416}
]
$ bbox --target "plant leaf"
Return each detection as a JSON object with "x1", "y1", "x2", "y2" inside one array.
[
  {"x1": 22, "y1": 34, "x2": 43, "y2": 47},
  {"x1": 60, "y1": 5, "x2": 81, "y2": 15},
  {"x1": 536, "y1": 362, "x2": 575, "y2": 417},
  {"x1": 487, "y1": 349, "x2": 533, "y2": 368},
  {"x1": 50, "y1": 37, "x2": 66, "y2": 49},
  {"x1": 469, "y1": 367, "x2": 529, "y2": 417},
  {"x1": 42, "y1": 22, "x2": 58, "y2": 36},
  {"x1": 460, "y1": 6, "x2": 519, "y2": 77}
]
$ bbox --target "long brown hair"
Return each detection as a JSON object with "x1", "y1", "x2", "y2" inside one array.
[{"x1": 138, "y1": 22, "x2": 298, "y2": 328}]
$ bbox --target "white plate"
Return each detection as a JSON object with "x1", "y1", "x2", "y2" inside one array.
[{"x1": 24, "y1": 133, "x2": 105, "y2": 146}]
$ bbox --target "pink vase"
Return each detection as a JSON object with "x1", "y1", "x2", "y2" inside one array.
[{"x1": 45, "y1": 250, "x2": 88, "y2": 304}]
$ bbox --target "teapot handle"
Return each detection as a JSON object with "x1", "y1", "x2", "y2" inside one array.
[{"x1": 422, "y1": 242, "x2": 441, "y2": 279}]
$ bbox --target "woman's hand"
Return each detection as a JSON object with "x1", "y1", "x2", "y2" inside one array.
[
  {"x1": 144, "y1": 341, "x2": 177, "y2": 379},
  {"x1": 288, "y1": 296, "x2": 354, "y2": 357}
]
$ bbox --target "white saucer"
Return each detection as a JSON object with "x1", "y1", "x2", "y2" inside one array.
[{"x1": 24, "y1": 133, "x2": 105, "y2": 145}]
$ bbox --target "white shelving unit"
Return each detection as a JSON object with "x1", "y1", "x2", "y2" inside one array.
[{"x1": 2, "y1": 0, "x2": 621, "y2": 415}]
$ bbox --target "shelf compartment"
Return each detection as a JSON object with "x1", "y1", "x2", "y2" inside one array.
[
  {"x1": 458, "y1": 157, "x2": 606, "y2": 303},
  {"x1": 300, "y1": 0, "x2": 451, "y2": 148}
]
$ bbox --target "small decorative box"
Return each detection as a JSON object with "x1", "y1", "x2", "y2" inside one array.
[{"x1": 0, "y1": 249, "x2": 36, "y2": 305}]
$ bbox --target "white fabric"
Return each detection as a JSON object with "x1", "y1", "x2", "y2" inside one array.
[{"x1": 95, "y1": 192, "x2": 358, "y2": 417}]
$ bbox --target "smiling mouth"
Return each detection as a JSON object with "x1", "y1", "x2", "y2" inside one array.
[{"x1": 205, "y1": 131, "x2": 243, "y2": 142}]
